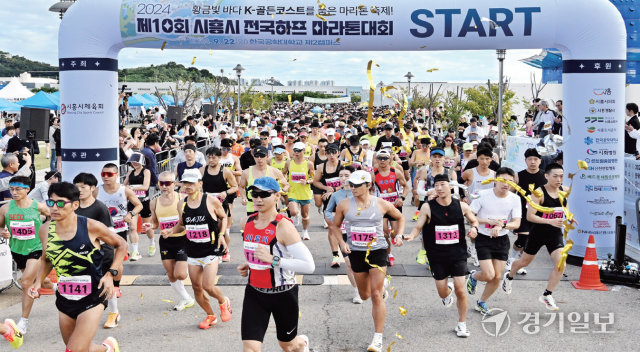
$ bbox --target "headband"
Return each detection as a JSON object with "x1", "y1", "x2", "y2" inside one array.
[{"x1": 10, "y1": 182, "x2": 29, "y2": 189}]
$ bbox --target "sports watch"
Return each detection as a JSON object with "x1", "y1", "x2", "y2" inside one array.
[
  {"x1": 272, "y1": 256, "x2": 281, "y2": 268},
  {"x1": 108, "y1": 269, "x2": 119, "y2": 277}
]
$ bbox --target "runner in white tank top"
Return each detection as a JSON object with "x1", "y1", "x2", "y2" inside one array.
[{"x1": 468, "y1": 168, "x2": 495, "y2": 196}]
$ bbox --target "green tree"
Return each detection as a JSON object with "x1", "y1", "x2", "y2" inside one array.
[
  {"x1": 441, "y1": 87, "x2": 467, "y2": 132},
  {"x1": 464, "y1": 80, "x2": 518, "y2": 136},
  {"x1": 30, "y1": 87, "x2": 59, "y2": 94}
]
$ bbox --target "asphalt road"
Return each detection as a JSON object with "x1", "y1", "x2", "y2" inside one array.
[{"x1": 2, "y1": 200, "x2": 640, "y2": 351}]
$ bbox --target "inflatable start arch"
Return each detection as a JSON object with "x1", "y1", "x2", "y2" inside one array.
[{"x1": 58, "y1": 0, "x2": 625, "y2": 258}]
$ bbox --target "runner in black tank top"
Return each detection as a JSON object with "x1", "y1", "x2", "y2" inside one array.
[
  {"x1": 203, "y1": 165, "x2": 230, "y2": 216},
  {"x1": 502, "y1": 163, "x2": 577, "y2": 311},
  {"x1": 124, "y1": 157, "x2": 155, "y2": 259},
  {"x1": 311, "y1": 147, "x2": 328, "y2": 198},
  {"x1": 406, "y1": 173, "x2": 479, "y2": 337},
  {"x1": 182, "y1": 195, "x2": 222, "y2": 259}
]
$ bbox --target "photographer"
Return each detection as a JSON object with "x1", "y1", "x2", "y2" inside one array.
[
  {"x1": 0, "y1": 152, "x2": 32, "y2": 199},
  {"x1": 6, "y1": 122, "x2": 38, "y2": 188}
]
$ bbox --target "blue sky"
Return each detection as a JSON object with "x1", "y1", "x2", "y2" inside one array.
[{"x1": 0, "y1": 0, "x2": 542, "y2": 88}]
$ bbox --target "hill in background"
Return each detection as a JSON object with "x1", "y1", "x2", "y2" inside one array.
[{"x1": 0, "y1": 51, "x2": 59, "y2": 78}]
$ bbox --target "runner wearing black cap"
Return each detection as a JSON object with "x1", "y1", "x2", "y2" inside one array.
[
  {"x1": 239, "y1": 146, "x2": 289, "y2": 217},
  {"x1": 405, "y1": 173, "x2": 479, "y2": 338},
  {"x1": 340, "y1": 135, "x2": 366, "y2": 170},
  {"x1": 309, "y1": 138, "x2": 329, "y2": 215},
  {"x1": 312, "y1": 142, "x2": 343, "y2": 263}
]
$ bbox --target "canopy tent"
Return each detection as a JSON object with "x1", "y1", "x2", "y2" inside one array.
[
  {"x1": 0, "y1": 97, "x2": 22, "y2": 112},
  {"x1": 141, "y1": 93, "x2": 159, "y2": 104},
  {"x1": 161, "y1": 94, "x2": 183, "y2": 106},
  {"x1": 0, "y1": 78, "x2": 35, "y2": 102},
  {"x1": 17, "y1": 91, "x2": 60, "y2": 110},
  {"x1": 126, "y1": 94, "x2": 156, "y2": 107},
  {"x1": 50, "y1": 91, "x2": 60, "y2": 99}
]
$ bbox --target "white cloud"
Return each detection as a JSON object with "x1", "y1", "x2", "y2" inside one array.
[{"x1": 0, "y1": 2, "x2": 543, "y2": 88}]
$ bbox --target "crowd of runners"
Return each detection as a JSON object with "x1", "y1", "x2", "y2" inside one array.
[{"x1": 1, "y1": 101, "x2": 574, "y2": 352}]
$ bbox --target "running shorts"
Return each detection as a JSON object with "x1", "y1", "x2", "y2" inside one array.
[
  {"x1": 429, "y1": 259, "x2": 468, "y2": 280},
  {"x1": 349, "y1": 248, "x2": 389, "y2": 273},
  {"x1": 101, "y1": 244, "x2": 115, "y2": 271},
  {"x1": 241, "y1": 284, "x2": 299, "y2": 343},
  {"x1": 160, "y1": 236, "x2": 188, "y2": 261},
  {"x1": 11, "y1": 250, "x2": 42, "y2": 270},
  {"x1": 401, "y1": 160, "x2": 410, "y2": 171},
  {"x1": 383, "y1": 206, "x2": 402, "y2": 221},
  {"x1": 187, "y1": 255, "x2": 220, "y2": 267},
  {"x1": 311, "y1": 184, "x2": 324, "y2": 195},
  {"x1": 128, "y1": 199, "x2": 152, "y2": 218},
  {"x1": 514, "y1": 233, "x2": 528, "y2": 249},
  {"x1": 474, "y1": 235, "x2": 510, "y2": 261},
  {"x1": 524, "y1": 234, "x2": 564, "y2": 256},
  {"x1": 56, "y1": 294, "x2": 107, "y2": 320}
]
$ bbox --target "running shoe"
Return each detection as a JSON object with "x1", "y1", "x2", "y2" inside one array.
[
  {"x1": 500, "y1": 272, "x2": 513, "y2": 295},
  {"x1": 221, "y1": 252, "x2": 231, "y2": 262},
  {"x1": 455, "y1": 325, "x2": 470, "y2": 338},
  {"x1": 353, "y1": 289, "x2": 363, "y2": 304},
  {"x1": 388, "y1": 254, "x2": 395, "y2": 267},
  {"x1": 104, "y1": 311, "x2": 120, "y2": 329},
  {"x1": 442, "y1": 282, "x2": 454, "y2": 308},
  {"x1": 323, "y1": 218, "x2": 328, "y2": 229},
  {"x1": 115, "y1": 287, "x2": 122, "y2": 298},
  {"x1": 124, "y1": 252, "x2": 130, "y2": 261},
  {"x1": 46, "y1": 154, "x2": 50, "y2": 159},
  {"x1": 2, "y1": 319, "x2": 23, "y2": 349},
  {"x1": 416, "y1": 248, "x2": 427, "y2": 265},
  {"x1": 475, "y1": 300, "x2": 492, "y2": 316},
  {"x1": 466, "y1": 270, "x2": 477, "y2": 295},
  {"x1": 219, "y1": 296, "x2": 232, "y2": 322},
  {"x1": 199, "y1": 315, "x2": 218, "y2": 329},
  {"x1": 331, "y1": 255, "x2": 340, "y2": 268},
  {"x1": 517, "y1": 267, "x2": 527, "y2": 275},
  {"x1": 102, "y1": 337, "x2": 120, "y2": 352},
  {"x1": 174, "y1": 297, "x2": 195, "y2": 311},
  {"x1": 367, "y1": 336, "x2": 383, "y2": 352},
  {"x1": 16, "y1": 319, "x2": 27, "y2": 335},
  {"x1": 539, "y1": 295, "x2": 559, "y2": 311},
  {"x1": 505, "y1": 257, "x2": 514, "y2": 271},
  {"x1": 300, "y1": 335, "x2": 310, "y2": 352},
  {"x1": 149, "y1": 245, "x2": 156, "y2": 257},
  {"x1": 412, "y1": 210, "x2": 420, "y2": 221},
  {"x1": 302, "y1": 230, "x2": 310, "y2": 240},
  {"x1": 471, "y1": 253, "x2": 479, "y2": 267},
  {"x1": 130, "y1": 251, "x2": 142, "y2": 261}
]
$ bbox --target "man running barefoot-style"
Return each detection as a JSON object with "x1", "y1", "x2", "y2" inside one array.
[
  {"x1": 238, "y1": 177, "x2": 315, "y2": 352},
  {"x1": 332, "y1": 170, "x2": 405, "y2": 352},
  {"x1": 405, "y1": 173, "x2": 479, "y2": 338},
  {"x1": 29, "y1": 182, "x2": 128, "y2": 352}
]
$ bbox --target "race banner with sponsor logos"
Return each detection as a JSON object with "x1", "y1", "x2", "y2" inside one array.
[{"x1": 624, "y1": 157, "x2": 640, "y2": 252}]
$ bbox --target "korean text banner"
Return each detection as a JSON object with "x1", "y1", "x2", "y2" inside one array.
[{"x1": 304, "y1": 97, "x2": 351, "y2": 104}]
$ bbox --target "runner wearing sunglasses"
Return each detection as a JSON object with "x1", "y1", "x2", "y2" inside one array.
[
  {"x1": 238, "y1": 177, "x2": 314, "y2": 352},
  {"x1": 309, "y1": 138, "x2": 329, "y2": 216},
  {"x1": 161, "y1": 168, "x2": 232, "y2": 329},
  {"x1": 371, "y1": 150, "x2": 409, "y2": 267},
  {"x1": 282, "y1": 142, "x2": 314, "y2": 241},
  {"x1": 312, "y1": 143, "x2": 343, "y2": 266},
  {"x1": 219, "y1": 138, "x2": 242, "y2": 222},
  {"x1": 123, "y1": 153, "x2": 154, "y2": 260},
  {"x1": 331, "y1": 170, "x2": 405, "y2": 352},
  {"x1": 201, "y1": 147, "x2": 239, "y2": 262},
  {"x1": 0, "y1": 175, "x2": 53, "y2": 335},
  {"x1": 29, "y1": 182, "x2": 128, "y2": 352},
  {"x1": 95, "y1": 163, "x2": 143, "y2": 299},
  {"x1": 147, "y1": 172, "x2": 195, "y2": 311},
  {"x1": 239, "y1": 146, "x2": 289, "y2": 217}
]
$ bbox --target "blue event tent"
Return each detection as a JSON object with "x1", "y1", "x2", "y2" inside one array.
[
  {"x1": 17, "y1": 91, "x2": 60, "y2": 110},
  {"x1": 127, "y1": 94, "x2": 156, "y2": 107},
  {"x1": 0, "y1": 97, "x2": 22, "y2": 112}
]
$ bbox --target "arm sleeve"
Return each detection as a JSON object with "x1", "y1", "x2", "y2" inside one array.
[
  {"x1": 324, "y1": 194, "x2": 338, "y2": 221},
  {"x1": 629, "y1": 129, "x2": 640, "y2": 140},
  {"x1": 417, "y1": 180, "x2": 429, "y2": 197},
  {"x1": 277, "y1": 241, "x2": 315, "y2": 274}
]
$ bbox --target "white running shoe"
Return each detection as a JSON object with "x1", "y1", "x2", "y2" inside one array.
[
  {"x1": 455, "y1": 325, "x2": 471, "y2": 337},
  {"x1": 299, "y1": 335, "x2": 310, "y2": 352},
  {"x1": 353, "y1": 289, "x2": 363, "y2": 304},
  {"x1": 302, "y1": 230, "x2": 310, "y2": 240},
  {"x1": 471, "y1": 255, "x2": 480, "y2": 267},
  {"x1": 174, "y1": 297, "x2": 196, "y2": 311},
  {"x1": 323, "y1": 218, "x2": 328, "y2": 229},
  {"x1": 367, "y1": 335, "x2": 383, "y2": 352},
  {"x1": 539, "y1": 295, "x2": 559, "y2": 311},
  {"x1": 16, "y1": 318, "x2": 28, "y2": 335},
  {"x1": 442, "y1": 282, "x2": 454, "y2": 308},
  {"x1": 517, "y1": 267, "x2": 527, "y2": 275},
  {"x1": 505, "y1": 257, "x2": 514, "y2": 271},
  {"x1": 129, "y1": 251, "x2": 142, "y2": 261},
  {"x1": 501, "y1": 272, "x2": 513, "y2": 295}
]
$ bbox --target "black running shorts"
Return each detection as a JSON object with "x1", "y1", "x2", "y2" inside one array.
[
  {"x1": 241, "y1": 285, "x2": 299, "y2": 343},
  {"x1": 429, "y1": 259, "x2": 468, "y2": 280},
  {"x1": 160, "y1": 236, "x2": 188, "y2": 261},
  {"x1": 128, "y1": 199, "x2": 152, "y2": 218},
  {"x1": 101, "y1": 244, "x2": 115, "y2": 271},
  {"x1": 474, "y1": 235, "x2": 510, "y2": 261},
  {"x1": 56, "y1": 295, "x2": 107, "y2": 320},
  {"x1": 11, "y1": 250, "x2": 42, "y2": 270},
  {"x1": 349, "y1": 248, "x2": 389, "y2": 273},
  {"x1": 524, "y1": 234, "x2": 565, "y2": 256}
]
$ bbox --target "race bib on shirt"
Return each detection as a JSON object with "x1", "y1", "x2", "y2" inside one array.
[
  {"x1": 10, "y1": 221, "x2": 35, "y2": 240},
  {"x1": 134, "y1": 190, "x2": 146, "y2": 198},
  {"x1": 112, "y1": 216, "x2": 128, "y2": 232},
  {"x1": 542, "y1": 207, "x2": 564, "y2": 220},
  {"x1": 350, "y1": 226, "x2": 377, "y2": 246},
  {"x1": 186, "y1": 224, "x2": 211, "y2": 243},
  {"x1": 544, "y1": 122, "x2": 552, "y2": 130},
  {"x1": 243, "y1": 242, "x2": 271, "y2": 270},
  {"x1": 380, "y1": 192, "x2": 398, "y2": 203},
  {"x1": 208, "y1": 193, "x2": 226, "y2": 203},
  {"x1": 435, "y1": 225, "x2": 459, "y2": 245},
  {"x1": 484, "y1": 215, "x2": 507, "y2": 229},
  {"x1": 381, "y1": 142, "x2": 392, "y2": 149},
  {"x1": 325, "y1": 177, "x2": 341, "y2": 188},
  {"x1": 291, "y1": 172, "x2": 307, "y2": 183},
  {"x1": 58, "y1": 275, "x2": 92, "y2": 301},
  {"x1": 159, "y1": 215, "x2": 179, "y2": 230}
]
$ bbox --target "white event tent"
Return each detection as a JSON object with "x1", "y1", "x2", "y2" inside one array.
[{"x1": 0, "y1": 77, "x2": 35, "y2": 102}]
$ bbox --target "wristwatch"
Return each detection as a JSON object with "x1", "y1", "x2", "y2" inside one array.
[
  {"x1": 129, "y1": 211, "x2": 137, "y2": 217},
  {"x1": 271, "y1": 255, "x2": 281, "y2": 268},
  {"x1": 108, "y1": 269, "x2": 119, "y2": 277},
  {"x1": 400, "y1": 196, "x2": 406, "y2": 201}
]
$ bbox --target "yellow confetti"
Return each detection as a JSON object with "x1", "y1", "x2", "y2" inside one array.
[
  {"x1": 161, "y1": 159, "x2": 170, "y2": 167},
  {"x1": 191, "y1": 57, "x2": 197, "y2": 65},
  {"x1": 398, "y1": 306, "x2": 407, "y2": 316},
  {"x1": 164, "y1": 313, "x2": 168, "y2": 315},
  {"x1": 419, "y1": 46, "x2": 426, "y2": 49},
  {"x1": 209, "y1": 51, "x2": 212, "y2": 55},
  {"x1": 336, "y1": 38, "x2": 340, "y2": 42},
  {"x1": 161, "y1": 41, "x2": 167, "y2": 51},
  {"x1": 136, "y1": 51, "x2": 138, "y2": 53},
  {"x1": 299, "y1": 311, "x2": 302, "y2": 318},
  {"x1": 162, "y1": 299, "x2": 174, "y2": 303},
  {"x1": 387, "y1": 341, "x2": 396, "y2": 352},
  {"x1": 272, "y1": 14, "x2": 274, "y2": 18},
  {"x1": 318, "y1": 2, "x2": 326, "y2": 10},
  {"x1": 137, "y1": 318, "x2": 141, "y2": 321},
  {"x1": 529, "y1": 184, "x2": 543, "y2": 198},
  {"x1": 393, "y1": 290, "x2": 398, "y2": 298},
  {"x1": 395, "y1": 333, "x2": 404, "y2": 339},
  {"x1": 358, "y1": 4, "x2": 365, "y2": 10},
  {"x1": 427, "y1": 68, "x2": 439, "y2": 73},
  {"x1": 557, "y1": 240, "x2": 574, "y2": 272},
  {"x1": 315, "y1": 14, "x2": 327, "y2": 22},
  {"x1": 141, "y1": 293, "x2": 143, "y2": 299},
  {"x1": 365, "y1": 238, "x2": 385, "y2": 273},
  {"x1": 370, "y1": 6, "x2": 377, "y2": 13},
  {"x1": 390, "y1": 286, "x2": 395, "y2": 290}
]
